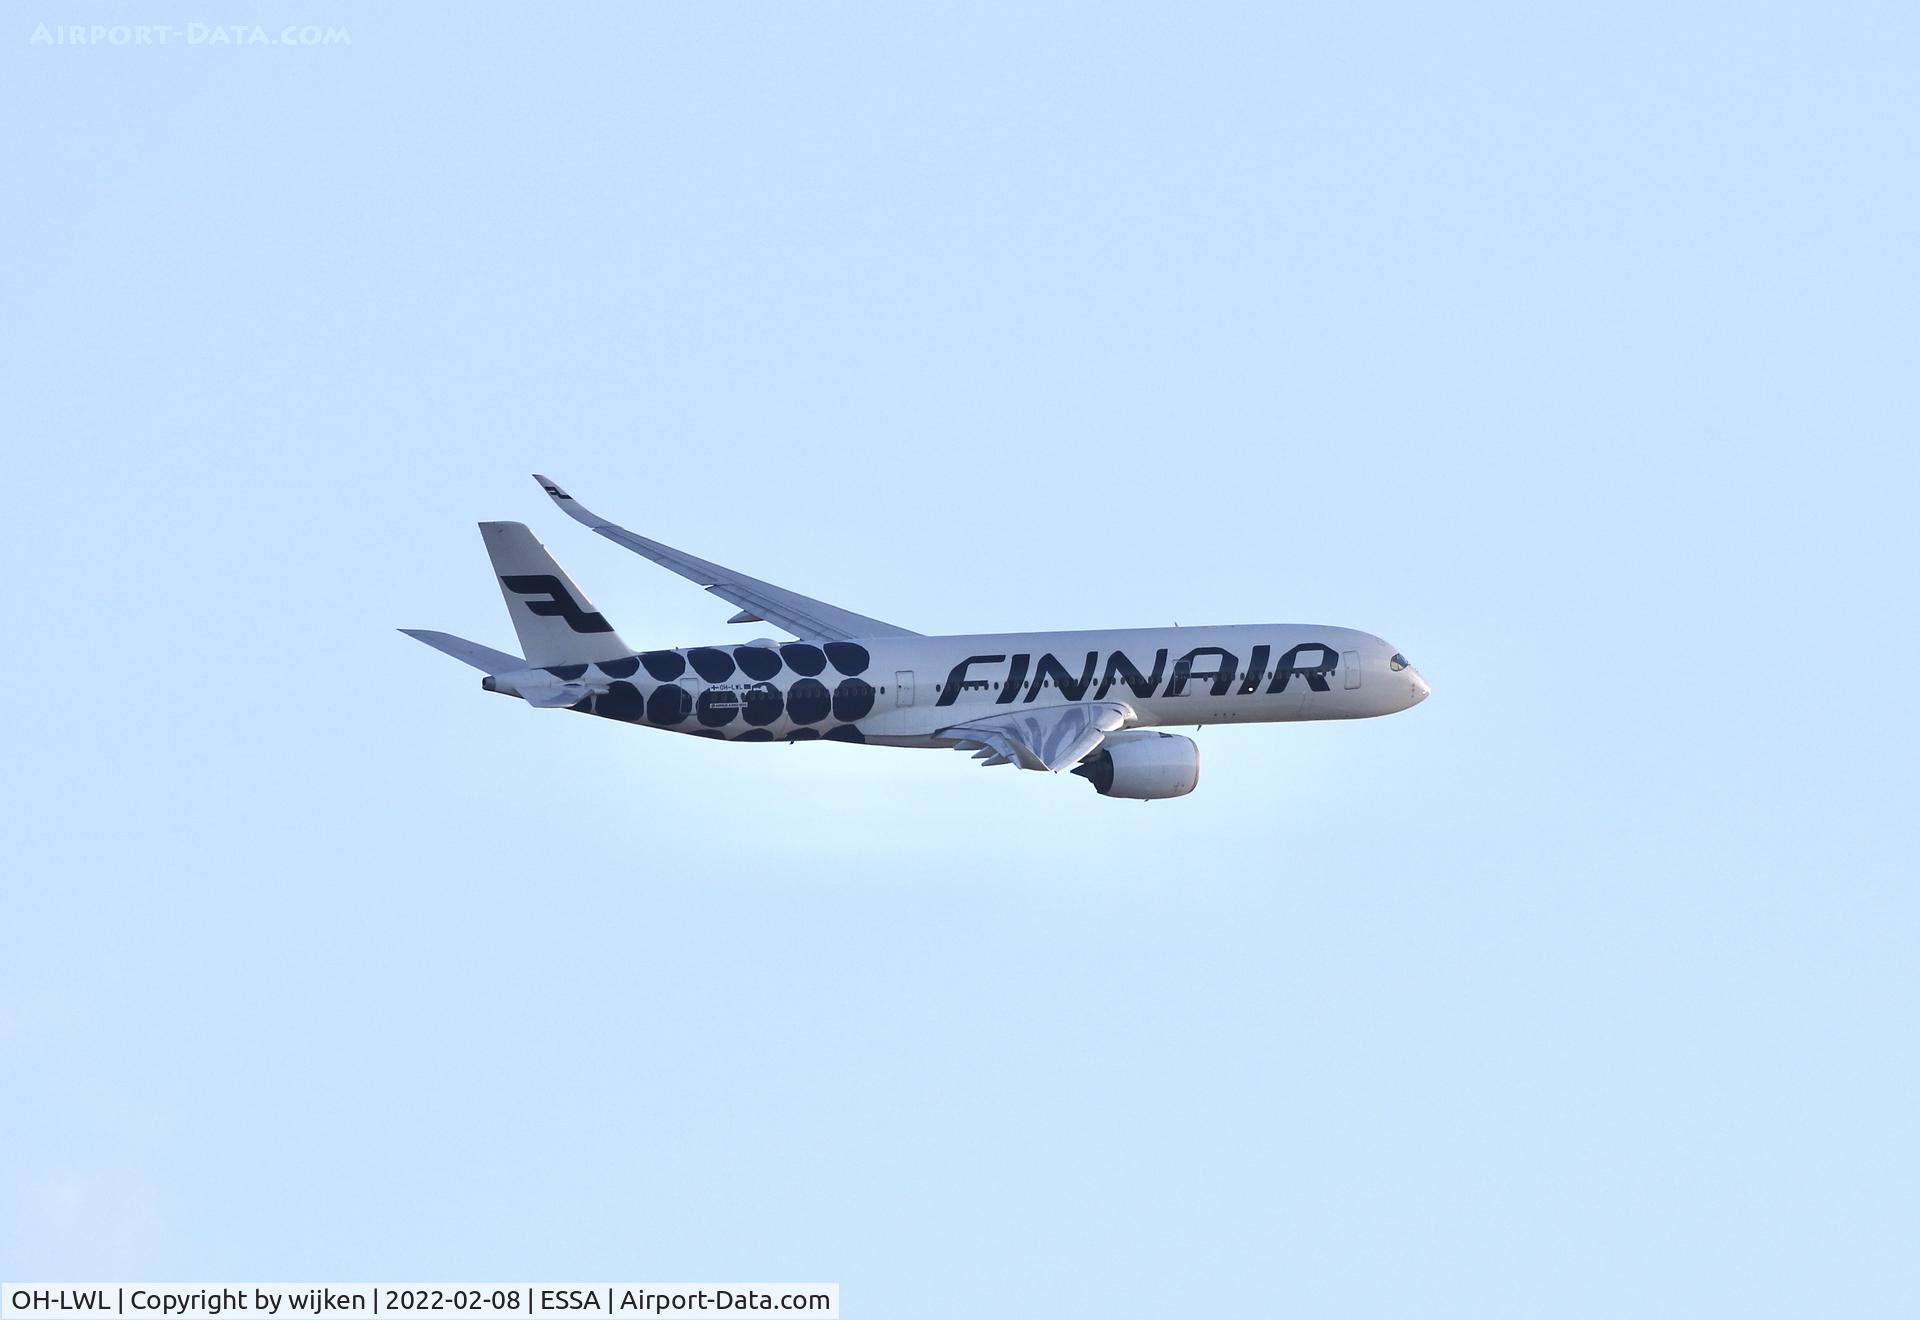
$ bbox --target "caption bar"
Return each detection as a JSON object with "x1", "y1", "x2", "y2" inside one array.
[{"x1": 4, "y1": 1289, "x2": 836, "y2": 1320}]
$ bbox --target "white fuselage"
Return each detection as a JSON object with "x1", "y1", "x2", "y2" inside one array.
[{"x1": 512, "y1": 623, "x2": 1430, "y2": 747}]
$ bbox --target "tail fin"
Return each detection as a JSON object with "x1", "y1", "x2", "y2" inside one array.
[{"x1": 479, "y1": 521, "x2": 634, "y2": 666}]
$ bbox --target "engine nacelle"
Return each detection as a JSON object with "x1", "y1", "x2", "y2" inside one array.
[{"x1": 1072, "y1": 732, "x2": 1200, "y2": 800}]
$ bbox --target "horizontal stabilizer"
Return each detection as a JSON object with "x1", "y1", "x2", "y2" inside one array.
[{"x1": 400, "y1": 629, "x2": 525, "y2": 673}]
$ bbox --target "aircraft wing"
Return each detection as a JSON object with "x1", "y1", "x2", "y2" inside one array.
[
  {"x1": 937, "y1": 702, "x2": 1133, "y2": 772},
  {"x1": 533, "y1": 475, "x2": 921, "y2": 642}
]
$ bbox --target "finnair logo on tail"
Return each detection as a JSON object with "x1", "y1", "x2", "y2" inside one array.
[{"x1": 501, "y1": 574, "x2": 613, "y2": 634}]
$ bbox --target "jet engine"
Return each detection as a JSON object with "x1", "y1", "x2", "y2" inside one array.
[{"x1": 1071, "y1": 732, "x2": 1200, "y2": 800}]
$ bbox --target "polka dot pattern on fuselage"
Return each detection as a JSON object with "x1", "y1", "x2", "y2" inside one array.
[
  {"x1": 555, "y1": 641, "x2": 882, "y2": 743},
  {"x1": 824, "y1": 642, "x2": 870, "y2": 676},
  {"x1": 832, "y1": 678, "x2": 875, "y2": 721},
  {"x1": 785, "y1": 678, "x2": 832, "y2": 724},
  {"x1": 697, "y1": 688, "x2": 742, "y2": 727},
  {"x1": 779, "y1": 643, "x2": 826, "y2": 676},
  {"x1": 735, "y1": 646, "x2": 782, "y2": 681},
  {"x1": 640, "y1": 651, "x2": 686, "y2": 681},
  {"x1": 742, "y1": 683, "x2": 784, "y2": 725},
  {"x1": 687, "y1": 648, "x2": 736, "y2": 682},
  {"x1": 595, "y1": 681, "x2": 646, "y2": 722},
  {"x1": 647, "y1": 684, "x2": 692, "y2": 725}
]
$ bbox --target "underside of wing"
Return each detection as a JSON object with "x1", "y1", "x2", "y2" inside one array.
[
  {"x1": 533, "y1": 475, "x2": 920, "y2": 643},
  {"x1": 937, "y1": 701, "x2": 1134, "y2": 773}
]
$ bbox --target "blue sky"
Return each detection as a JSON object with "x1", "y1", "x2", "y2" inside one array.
[{"x1": 3, "y1": 3, "x2": 1915, "y2": 1315}]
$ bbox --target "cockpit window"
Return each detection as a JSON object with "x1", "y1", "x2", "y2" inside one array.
[{"x1": 1390, "y1": 653, "x2": 1410, "y2": 672}]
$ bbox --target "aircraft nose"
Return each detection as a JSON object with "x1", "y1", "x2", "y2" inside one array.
[{"x1": 1409, "y1": 671, "x2": 1430, "y2": 705}]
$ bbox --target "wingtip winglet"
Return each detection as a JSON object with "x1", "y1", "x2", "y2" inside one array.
[{"x1": 532, "y1": 473, "x2": 571, "y2": 500}]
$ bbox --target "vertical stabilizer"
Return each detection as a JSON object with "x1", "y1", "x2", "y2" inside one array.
[{"x1": 478, "y1": 521, "x2": 633, "y2": 666}]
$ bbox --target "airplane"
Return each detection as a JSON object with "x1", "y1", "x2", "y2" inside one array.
[{"x1": 402, "y1": 475, "x2": 1429, "y2": 799}]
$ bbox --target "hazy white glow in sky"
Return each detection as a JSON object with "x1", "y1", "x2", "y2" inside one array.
[{"x1": 2, "y1": 3, "x2": 1915, "y2": 1314}]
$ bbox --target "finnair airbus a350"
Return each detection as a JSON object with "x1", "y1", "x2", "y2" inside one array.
[{"x1": 403, "y1": 476, "x2": 1429, "y2": 800}]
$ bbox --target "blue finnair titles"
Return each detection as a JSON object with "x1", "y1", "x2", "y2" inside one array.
[{"x1": 402, "y1": 476, "x2": 1429, "y2": 800}]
